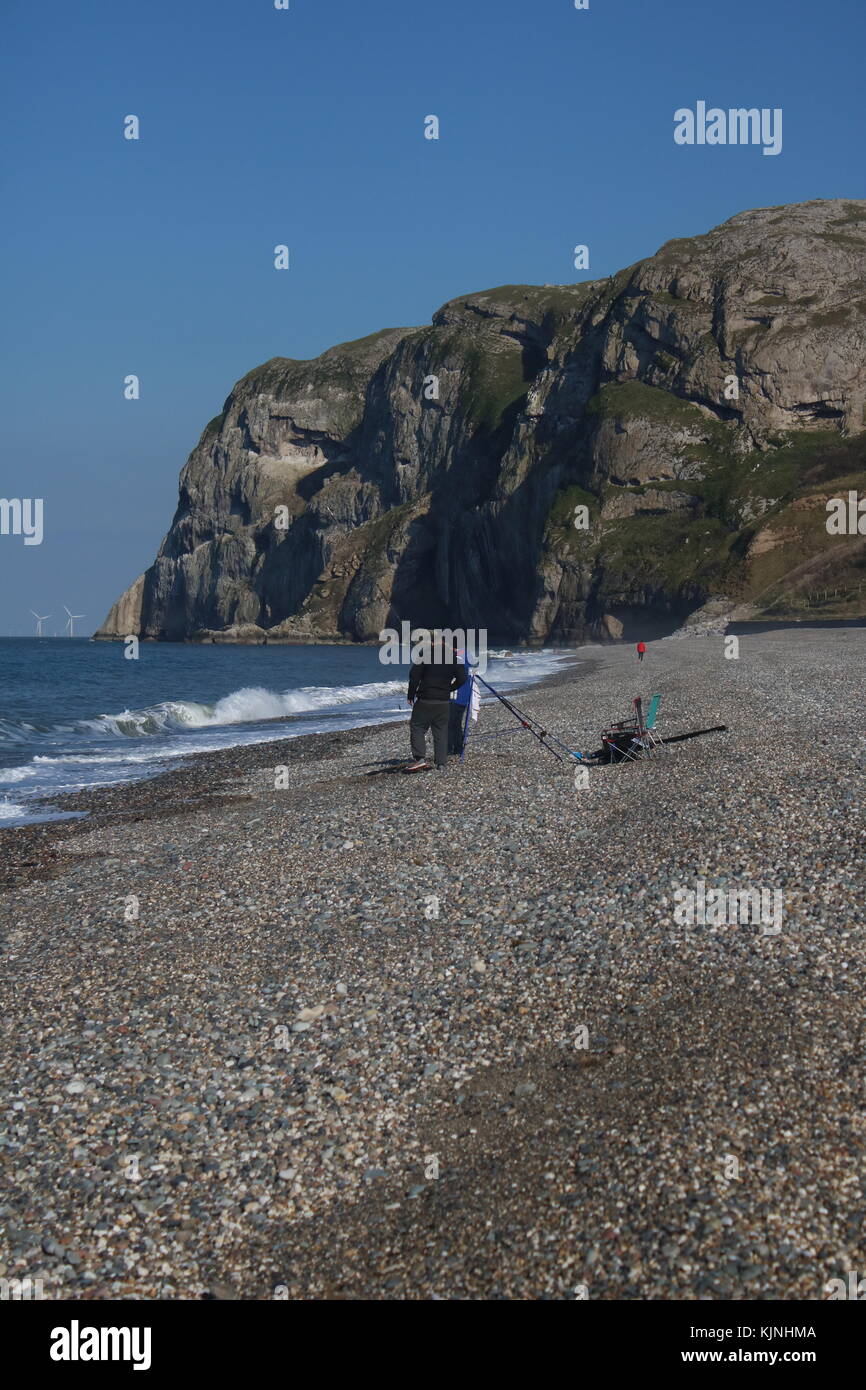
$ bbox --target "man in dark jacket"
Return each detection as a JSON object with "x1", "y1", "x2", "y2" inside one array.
[{"x1": 405, "y1": 636, "x2": 468, "y2": 772}]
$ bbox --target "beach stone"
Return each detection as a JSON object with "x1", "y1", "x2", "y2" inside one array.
[{"x1": 2, "y1": 626, "x2": 864, "y2": 1303}]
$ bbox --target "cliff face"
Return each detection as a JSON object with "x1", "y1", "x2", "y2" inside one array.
[{"x1": 98, "y1": 200, "x2": 866, "y2": 643}]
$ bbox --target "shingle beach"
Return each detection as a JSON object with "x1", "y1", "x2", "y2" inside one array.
[{"x1": 1, "y1": 627, "x2": 863, "y2": 1300}]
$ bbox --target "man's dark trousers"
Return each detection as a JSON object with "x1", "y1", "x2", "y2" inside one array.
[
  {"x1": 448, "y1": 702, "x2": 467, "y2": 755},
  {"x1": 410, "y1": 699, "x2": 450, "y2": 767}
]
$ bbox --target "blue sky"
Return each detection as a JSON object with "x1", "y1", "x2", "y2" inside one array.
[{"x1": 1, "y1": 0, "x2": 863, "y2": 633}]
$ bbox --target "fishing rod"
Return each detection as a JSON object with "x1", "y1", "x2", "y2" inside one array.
[
  {"x1": 471, "y1": 674, "x2": 583, "y2": 765},
  {"x1": 658, "y1": 724, "x2": 727, "y2": 744}
]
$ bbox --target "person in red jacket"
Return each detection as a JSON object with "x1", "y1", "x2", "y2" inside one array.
[{"x1": 637, "y1": 640, "x2": 646, "y2": 661}]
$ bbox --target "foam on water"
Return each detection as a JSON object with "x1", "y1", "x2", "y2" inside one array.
[
  {"x1": 0, "y1": 680, "x2": 407, "y2": 742},
  {"x1": 0, "y1": 648, "x2": 575, "y2": 825}
]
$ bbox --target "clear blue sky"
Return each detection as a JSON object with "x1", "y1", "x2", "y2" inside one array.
[{"x1": 1, "y1": 0, "x2": 863, "y2": 634}]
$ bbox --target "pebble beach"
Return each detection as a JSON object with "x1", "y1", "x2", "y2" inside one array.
[{"x1": 1, "y1": 626, "x2": 863, "y2": 1301}]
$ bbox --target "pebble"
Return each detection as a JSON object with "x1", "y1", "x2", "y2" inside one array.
[{"x1": 1, "y1": 629, "x2": 862, "y2": 1301}]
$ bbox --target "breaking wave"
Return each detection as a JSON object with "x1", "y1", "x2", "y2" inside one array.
[
  {"x1": 0, "y1": 647, "x2": 577, "y2": 825},
  {"x1": 0, "y1": 681, "x2": 405, "y2": 743}
]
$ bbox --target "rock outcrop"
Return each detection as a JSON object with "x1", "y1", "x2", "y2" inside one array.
[{"x1": 97, "y1": 200, "x2": 866, "y2": 643}]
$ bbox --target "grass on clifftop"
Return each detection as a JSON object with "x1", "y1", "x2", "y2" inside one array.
[
  {"x1": 437, "y1": 282, "x2": 598, "y2": 329},
  {"x1": 236, "y1": 328, "x2": 414, "y2": 400}
]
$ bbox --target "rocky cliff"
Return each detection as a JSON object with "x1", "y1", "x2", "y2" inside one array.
[{"x1": 97, "y1": 199, "x2": 866, "y2": 643}]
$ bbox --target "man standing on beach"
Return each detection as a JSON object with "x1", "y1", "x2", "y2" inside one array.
[
  {"x1": 405, "y1": 631, "x2": 468, "y2": 772},
  {"x1": 637, "y1": 640, "x2": 646, "y2": 662}
]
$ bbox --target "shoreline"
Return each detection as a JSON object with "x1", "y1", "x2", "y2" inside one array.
[
  {"x1": 2, "y1": 627, "x2": 863, "y2": 1300},
  {"x1": 0, "y1": 654, "x2": 588, "y2": 891},
  {"x1": 87, "y1": 614, "x2": 866, "y2": 648},
  {"x1": 90, "y1": 630, "x2": 604, "y2": 647}
]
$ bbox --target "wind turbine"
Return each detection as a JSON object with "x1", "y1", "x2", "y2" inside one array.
[
  {"x1": 30, "y1": 610, "x2": 51, "y2": 637},
  {"x1": 63, "y1": 605, "x2": 85, "y2": 637}
]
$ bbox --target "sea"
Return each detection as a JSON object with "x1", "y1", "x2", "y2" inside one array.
[{"x1": 0, "y1": 638, "x2": 575, "y2": 827}]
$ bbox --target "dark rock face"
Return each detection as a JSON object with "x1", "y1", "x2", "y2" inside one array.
[{"x1": 98, "y1": 200, "x2": 866, "y2": 643}]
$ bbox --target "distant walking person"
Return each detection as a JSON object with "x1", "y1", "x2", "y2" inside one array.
[
  {"x1": 405, "y1": 633, "x2": 468, "y2": 772},
  {"x1": 637, "y1": 640, "x2": 646, "y2": 662}
]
